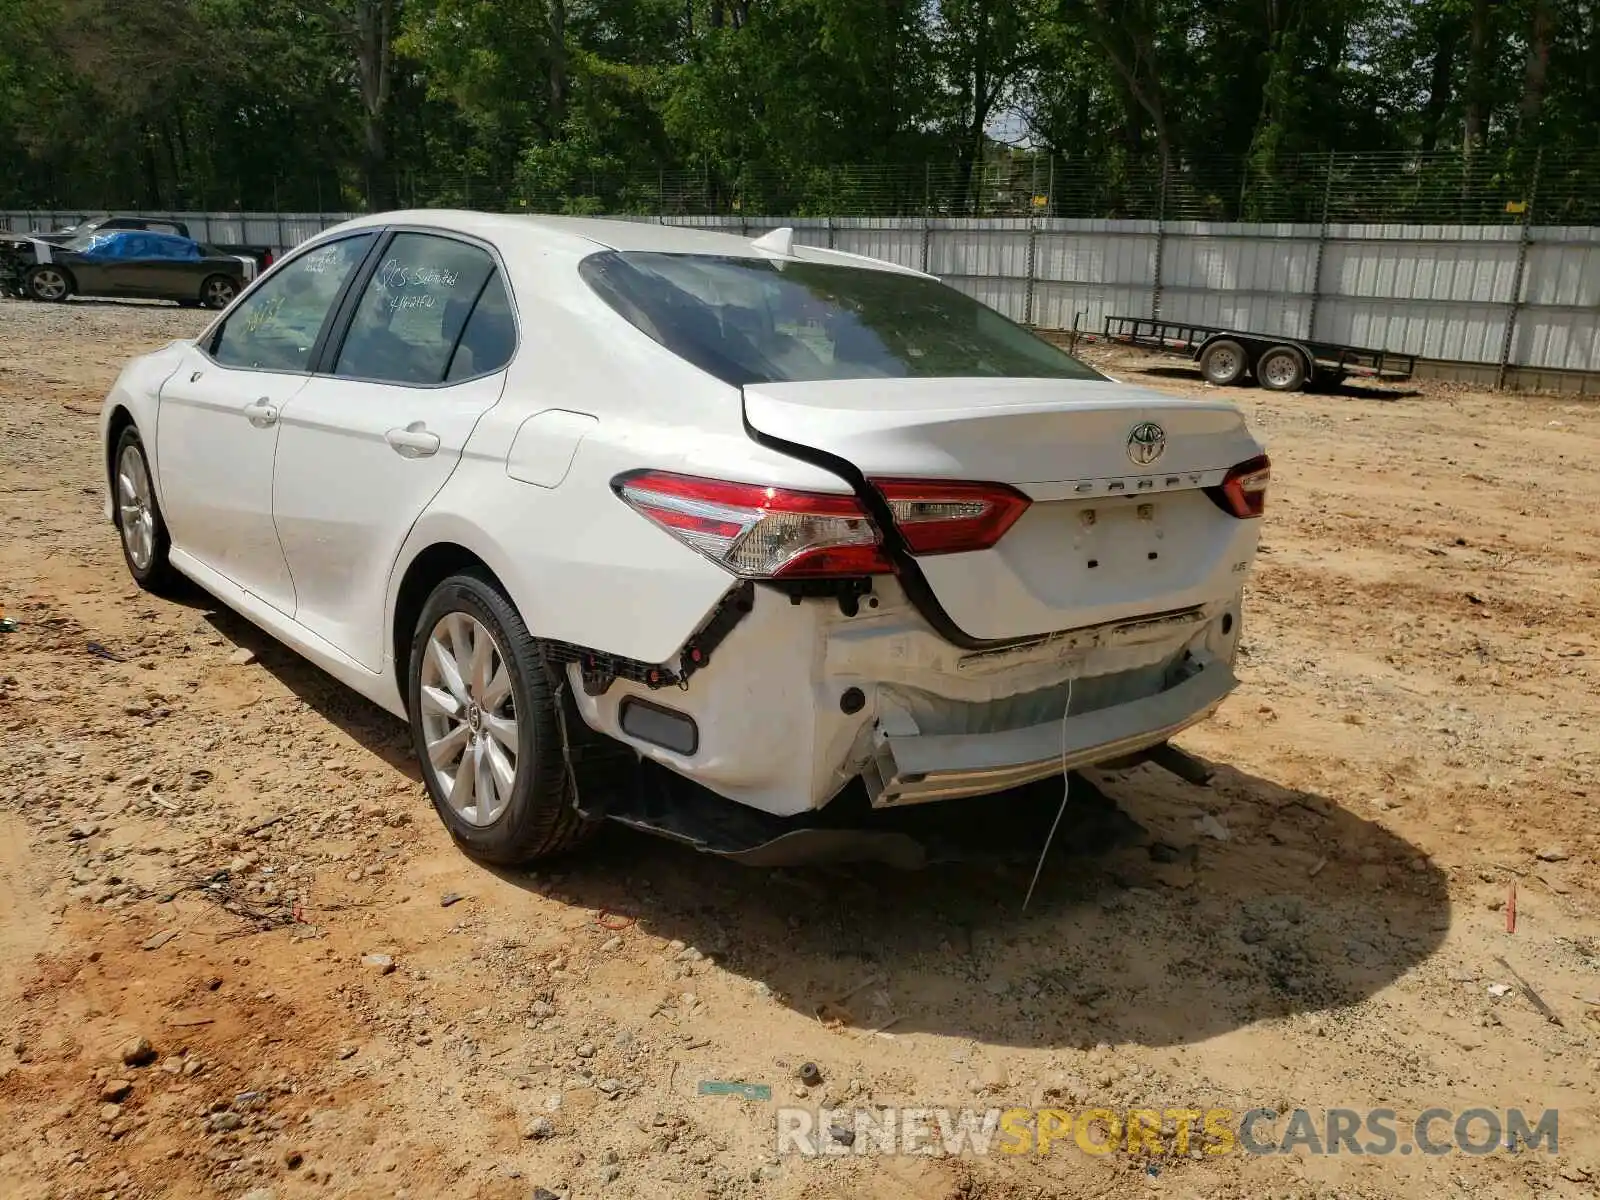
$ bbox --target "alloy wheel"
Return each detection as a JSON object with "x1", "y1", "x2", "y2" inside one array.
[
  {"x1": 117, "y1": 444, "x2": 157, "y2": 571},
  {"x1": 31, "y1": 268, "x2": 67, "y2": 301},
  {"x1": 418, "y1": 612, "x2": 519, "y2": 827},
  {"x1": 204, "y1": 278, "x2": 236, "y2": 308}
]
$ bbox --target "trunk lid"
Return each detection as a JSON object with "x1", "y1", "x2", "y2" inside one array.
[{"x1": 743, "y1": 377, "x2": 1265, "y2": 642}]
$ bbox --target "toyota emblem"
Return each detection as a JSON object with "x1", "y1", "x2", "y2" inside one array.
[{"x1": 1127, "y1": 422, "x2": 1166, "y2": 466}]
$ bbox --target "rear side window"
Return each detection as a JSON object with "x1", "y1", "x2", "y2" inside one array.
[
  {"x1": 578, "y1": 251, "x2": 1104, "y2": 387},
  {"x1": 445, "y1": 271, "x2": 515, "y2": 381},
  {"x1": 213, "y1": 233, "x2": 375, "y2": 373},
  {"x1": 334, "y1": 233, "x2": 499, "y2": 385},
  {"x1": 145, "y1": 235, "x2": 201, "y2": 261}
]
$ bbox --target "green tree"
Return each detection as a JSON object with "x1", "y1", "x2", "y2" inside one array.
[{"x1": 1, "y1": 0, "x2": 1597, "y2": 218}]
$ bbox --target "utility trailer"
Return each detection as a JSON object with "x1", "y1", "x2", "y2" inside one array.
[{"x1": 1101, "y1": 316, "x2": 1416, "y2": 393}]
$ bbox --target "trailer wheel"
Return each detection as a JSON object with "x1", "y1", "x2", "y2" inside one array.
[
  {"x1": 1199, "y1": 339, "x2": 1247, "y2": 386},
  {"x1": 1256, "y1": 345, "x2": 1308, "y2": 392}
]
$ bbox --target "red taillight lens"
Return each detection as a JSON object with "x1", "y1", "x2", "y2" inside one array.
[
  {"x1": 871, "y1": 479, "x2": 1031, "y2": 554},
  {"x1": 263, "y1": 250, "x2": 275, "y2": 268},
  {"x1": 1217, "y1": 455, "x2": 1271, "y2": 518},
  {"x1": 613, "y1": 470, "x2": 892, "y2": 578}
]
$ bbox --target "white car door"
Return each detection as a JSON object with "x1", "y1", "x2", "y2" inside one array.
[
  {"x1": 270, "y1": 231, "x2": 515, "y2": 672},
  {"x1": 155, "y1": 232, "x2": 378, "y2": 614}
]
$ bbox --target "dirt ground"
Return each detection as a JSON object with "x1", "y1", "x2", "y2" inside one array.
[{"x1": 1, "y1": 298, "x2": 1598, "y2": 1200}]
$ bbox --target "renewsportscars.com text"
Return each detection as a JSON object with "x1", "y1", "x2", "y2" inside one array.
[{"x1": 776, "y1": 1106, "x2": 1559, "y2": 1158}]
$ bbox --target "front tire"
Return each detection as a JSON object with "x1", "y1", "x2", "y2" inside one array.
[
  {"x1": 112, "y1": 426, "x2": 180, "y2": 594},
  {"x1": 408, "y1": 572, "x2": 598, "y2": 864},
  {"x1": 26, "y1": 264, "x2": 72, "y2": 302}
]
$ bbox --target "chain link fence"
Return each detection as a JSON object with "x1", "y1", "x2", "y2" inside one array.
[
  {"x1": 361, "y1": 149, "x2": 1576, "y2": 225},
  {"x1": 6, "y1": 146, "x2": 1597, "y2": 387},
  {"x1": 12, "y1": 147, "x2": 1593, "y2": 226}
]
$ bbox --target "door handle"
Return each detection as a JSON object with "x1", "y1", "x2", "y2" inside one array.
[
  {"x1": 243, "y1": 397, "x2": 278, "y2": 428},
  {"x1": 385, "y1": 422, "x2": 440, "y2": 459}
]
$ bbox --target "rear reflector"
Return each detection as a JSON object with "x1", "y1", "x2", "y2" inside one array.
[
  {"x1": 1213, "y1": 455, "x2": 1271, "y2": 518},
  {"x1": 612, "y1": 470, "x2": 891, "y2": 578},
  {"x1": 871, "y1": 479, "x2": 1031, "y2": 554},
  {"x1": 619, "y1": 696, "x2": 699, "y2": 756}
]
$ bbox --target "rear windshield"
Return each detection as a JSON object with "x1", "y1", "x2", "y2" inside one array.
[{"x1": 578, "y1": 251, "x2": 1104, "y2": 386}]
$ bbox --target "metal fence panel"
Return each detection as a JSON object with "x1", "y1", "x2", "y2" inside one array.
[
  {"x1": 1523, "y1": 232, "x2": 1600, "y2": 307},
  {"x1": 1161, "y1": 291, "x2": 1313, "y2": 340},
  {"x1": 831, "y1": 220, "x2": 926, "y2": 270},
  {"x1": 1315, "y1": 298, "x2": 1509, "y2": 362},
  {"x1": 4, "y1": 208, "x2": 1597, "y2": 377},
  {"x1": 1163, "y1": 232, "x2": 1319, "y2": 295},
  {"x1": 1034, "y1": 229, "x2": 1156, "y2": 287},
  {"x1": 926, "y1": 225, "x2": 1031, "y2": 281},
  {"x1": 944, "y1": 275, "x2": 1029, "y2": 323},
  {"x1": 1321, "y1": 239, "x2": 1520, "y2": 303},
  {"x1": 1323, "y1": 223, "x2": 1524, "y2": 244},
  {"x1": 281, "y1": 213, "x2": 356, "y2": 245},
  {"x1": 1513, "y1": 309, "x2": 1600, "y2": 372},
  {"x1": 1032, "y1": 282, "x2": 1155, "y2": 333}
]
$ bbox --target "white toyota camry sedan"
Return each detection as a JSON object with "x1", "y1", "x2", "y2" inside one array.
[{"x1": 98, "y1": 210, "x2": 1268, "y2": 865}]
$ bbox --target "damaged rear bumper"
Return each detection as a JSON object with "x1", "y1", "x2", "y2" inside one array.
[
  {"x1": 571, "y1": 578, "x2": 1244, "y2": 819},
  {"x1": 860, "y1": 662, "x2": 1236, "y2": 807}
]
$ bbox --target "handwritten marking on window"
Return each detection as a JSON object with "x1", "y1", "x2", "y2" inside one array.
[
  {"x1": 389, "y1": 293, "x2": 441, "y2": 313},
  {"x1": 242, "y1": 294, "x2": 285, "y2": 334},
  {"x1": 377, "y1": 258, "x2": 460, "y2": 290},
  {"x1": 302, "y1": 247, "x2": 346, "y2": 275}
]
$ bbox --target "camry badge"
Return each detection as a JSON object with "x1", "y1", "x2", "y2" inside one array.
[{"x1": 1127, "y1": 422, "x2": 1166, "y2": 466}]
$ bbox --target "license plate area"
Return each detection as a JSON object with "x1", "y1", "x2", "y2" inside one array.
[{"x1": 1068, "y1": 498, "x2": 1167, "y2": 574}]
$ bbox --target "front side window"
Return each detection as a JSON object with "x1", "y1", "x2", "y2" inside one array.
[
  {"x1": 212, "y1": 233, "x2": 375, "y2": 373},
  {"x1": 578, "y1": 251, "x2": 1105, "y2": 387},
  {"x1": 334, "y1": 233, "x2": 498, "y2": 385}
]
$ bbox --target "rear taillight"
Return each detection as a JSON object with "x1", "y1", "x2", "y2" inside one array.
[
  {"x1": 1215, "y1": 455, "x2": 1271, "y2": 518},
  {"x1": 613, "y1": 470, "x2": 892, "y2": 578},
  {"x1": 871, "y1": 479, "x2": 1031, "y2": 554}
]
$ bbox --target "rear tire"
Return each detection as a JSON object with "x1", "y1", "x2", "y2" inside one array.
[
  {"x1": 407, "y1": 572, "x2": 599, "y2": 865},
  {"x1": 199, "y1": 274, "x2": 237, "y2": 310},
  {"x1": 1257, "y1": 345, "x2": 1308, "y2": 392},
  {"x1": 25, "y1": 264, "x2": 72, "y2": 302},
  {"x1": 112, "y1": 425, "x2": 181, "y2": 594},
  {"x1": 1198, "y1": 339, "x2": 1246, "y2": 386}
]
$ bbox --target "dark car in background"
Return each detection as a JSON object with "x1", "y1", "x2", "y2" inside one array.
[
  {"x1": 30, "y1": 215, "x2": 274, "y2": 272},
  {"x1": 0, "y1": 229, "x2": 257, "y2": 307}
]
